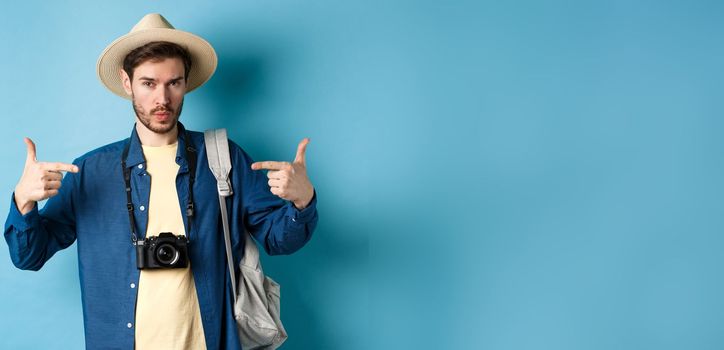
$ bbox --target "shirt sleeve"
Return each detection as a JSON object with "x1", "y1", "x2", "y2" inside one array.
[
  {"x1": 3, "y1": 161, "x2": 79, "y2": 271},
  {"x1": 232, "y1": 143, "x2": 318, "y2": 256}
]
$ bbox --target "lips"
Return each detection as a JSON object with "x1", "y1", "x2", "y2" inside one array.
[{"x1": 153, "y1": 112, "x2": 171, "y2": 121}]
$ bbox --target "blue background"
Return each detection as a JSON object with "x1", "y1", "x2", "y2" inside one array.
[{"x1": 1, "y1": 0, "x2": 723, "y2": 349}]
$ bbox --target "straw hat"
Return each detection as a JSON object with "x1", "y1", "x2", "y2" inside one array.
[{"x1": 96, "y1": 13, "x2": 217, "y2": 99}]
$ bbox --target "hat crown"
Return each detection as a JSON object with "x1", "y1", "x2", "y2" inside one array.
[{"x1": 131, "y1": 13, "x2": 175, "y2": 33}]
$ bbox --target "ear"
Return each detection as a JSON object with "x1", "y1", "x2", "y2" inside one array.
[{"x1": 119, "y1": 69, "x2": 133, "y2": 96}]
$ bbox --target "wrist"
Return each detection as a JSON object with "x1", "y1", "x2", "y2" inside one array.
[
  {"x1": 13, "y1": 192, "x2": 35, "y2": 215},
  {"x1": 292, "y1": 199, "x2": 309, "y2": 210},
  {"x1": 292, "y1": 188, "x2": 315, "y2": 210}
]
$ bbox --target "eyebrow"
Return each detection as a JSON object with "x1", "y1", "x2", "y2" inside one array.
[{"x1": 138, "y1": 76, "x2": 185, "y2": 83}]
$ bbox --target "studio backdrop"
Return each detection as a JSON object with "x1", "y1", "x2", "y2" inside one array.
[{"x1": 2, "y1": 0, "x2": 724, "y2": 349}]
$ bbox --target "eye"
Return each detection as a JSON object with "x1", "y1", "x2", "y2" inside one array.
[{"x1": 142, "y1": 82, "x2": 154, "y2": 87}]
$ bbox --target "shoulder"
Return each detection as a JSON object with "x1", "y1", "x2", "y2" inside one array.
[
  {"x1": 72, "y1": 139, "x2": 127, "y2": 165},
  {"x1": 187, "y1": 128, "x2": 255, "y2": 164}
]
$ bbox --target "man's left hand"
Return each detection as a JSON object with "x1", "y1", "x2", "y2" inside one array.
[{"x1": 251, "y1": 138, "x2": 315, "y2": 210}]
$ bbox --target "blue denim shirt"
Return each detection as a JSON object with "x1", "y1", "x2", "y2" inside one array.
[{"x1": 4, "y1": 122, "x2": 318, "y2": 349}]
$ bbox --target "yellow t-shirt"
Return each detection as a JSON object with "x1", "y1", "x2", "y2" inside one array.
[{"x1": 135, "y1": 142, "x2": 207, "y2": 350}]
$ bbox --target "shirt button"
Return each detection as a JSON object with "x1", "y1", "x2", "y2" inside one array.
[
  {"x1": 139, "y1": 205, "x2": 145, "y2": 211},
  {"x1": 137, "y1": 164, "x2": 143, "y2": 169},
  {"x1": 291, "y1": 217, "x2": 297, "y2": 222},
  {"x1": 130, "y1": 283, "x2": 136, "y2": 289},
  {"x1": 127, "y1": 323, "x2": 133, "y2": 328}
]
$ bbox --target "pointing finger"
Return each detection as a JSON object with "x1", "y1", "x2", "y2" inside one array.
[
  {"x1": 294, "y1": 138, "x2": 310, "y2": 165},
  {"x1": 24, "y1": 137, "x2": 37, "y2": 164},
  {"x1": 42, "y1": 162, "x2": 79, "y2": 173},
  {"x1": 251, "y1": 161, "x2": 290, "y2": 171}
]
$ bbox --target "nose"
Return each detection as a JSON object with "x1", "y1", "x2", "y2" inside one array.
[{"x1": 155, "y1": 86, "x2": 170, "y2": 106}]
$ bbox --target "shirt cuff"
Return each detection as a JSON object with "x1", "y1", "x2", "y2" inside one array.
[
  {"x1": 8, "y1": 192, "x2": 39, "y2": 232},
  {"x1": 288, "y1": 190, "x2": 317, "y2": 223}
]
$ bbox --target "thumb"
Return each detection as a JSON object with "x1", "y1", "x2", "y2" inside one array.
[
  {"x1": 24, "y1": 137, "x2": 37, "y2": 164},
  {"x1": 294, "y1": 138, "x2": 310, "y2": 165}
]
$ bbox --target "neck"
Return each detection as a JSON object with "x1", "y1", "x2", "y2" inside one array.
[{"x1": 135, "y1": 120, "x2": 179, "y2": 146}]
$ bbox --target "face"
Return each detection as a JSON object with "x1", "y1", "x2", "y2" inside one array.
[{"x1": 120, "y1": 57, "x2": 187, "y2": 135}]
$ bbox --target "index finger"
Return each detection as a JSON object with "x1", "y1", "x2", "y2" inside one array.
[
  {"x1": 41, "y1": 162, "x2": 79, "y2": 173},
  {"x1": 251, "y1": 161, "x2": 289, "y2": 171}
]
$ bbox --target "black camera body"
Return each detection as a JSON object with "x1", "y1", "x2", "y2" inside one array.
[{"x1": 135, "y1": 232, "x2": 189, "y2": 269}]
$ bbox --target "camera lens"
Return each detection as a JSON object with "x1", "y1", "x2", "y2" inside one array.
[{"x1": 155, "y1": 243, "x2": 180, "y2": 266}]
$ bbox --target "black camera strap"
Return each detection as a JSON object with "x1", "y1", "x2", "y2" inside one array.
[{"x1": 121, "y1": 128, "x2": 197, "y2": 244}]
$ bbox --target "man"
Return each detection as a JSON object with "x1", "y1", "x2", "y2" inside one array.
[{"x1": 4, "y1": 13, "x2": 318, "y2": 349}]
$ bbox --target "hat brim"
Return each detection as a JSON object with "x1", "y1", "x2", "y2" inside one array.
[{"x1": 96, "y1": 28, "x2": 217, "y2": 99}]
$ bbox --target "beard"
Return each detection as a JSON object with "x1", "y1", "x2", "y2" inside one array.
[{"x1": 132, "y1": 94, "x2": 184, "y2": 135}]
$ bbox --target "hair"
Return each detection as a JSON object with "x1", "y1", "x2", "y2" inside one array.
[{"x1": 122, "y1": 41, "x2": 193, "y2": 81}]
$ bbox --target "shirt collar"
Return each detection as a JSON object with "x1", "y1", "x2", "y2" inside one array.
[{"x1": 123, "y1": 122, "x2": 191, "y2": 173}]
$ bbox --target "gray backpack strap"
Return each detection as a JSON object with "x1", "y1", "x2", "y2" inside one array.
[
  {"x1": 204, "y1": 129, "x2": 241, "y2": 303},
  {"x1": 204, "y1": 129, "x2": 287, "y2": 349},
  {"x1": 204, "y1": 129, "x2": 233, "y2": 196}
]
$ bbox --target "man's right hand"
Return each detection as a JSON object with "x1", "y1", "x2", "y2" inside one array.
[{"x1": 14, "y1": 137, "x2": 78, "y2": 215}]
